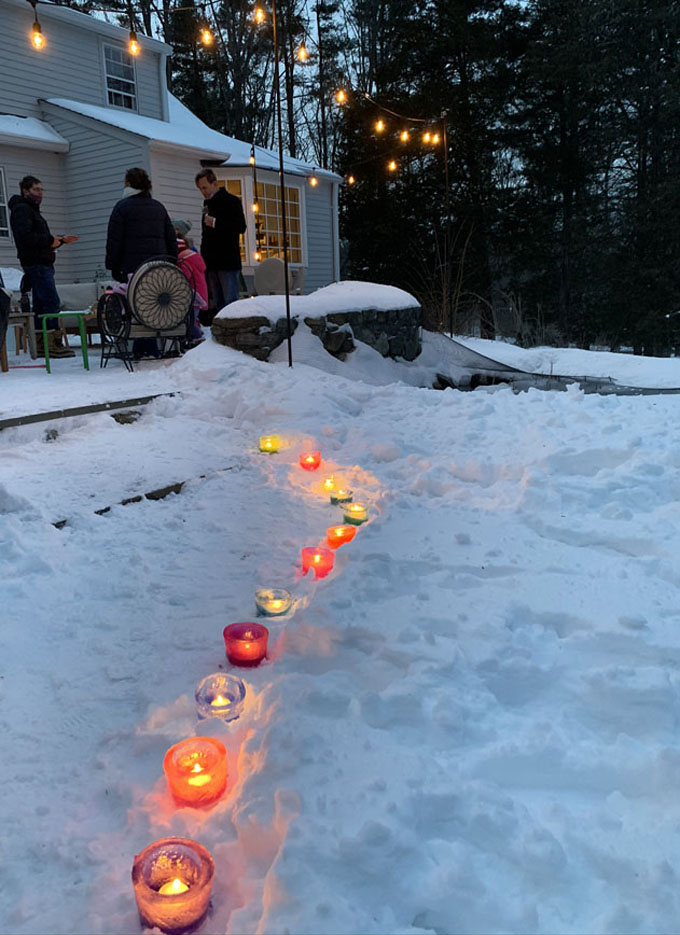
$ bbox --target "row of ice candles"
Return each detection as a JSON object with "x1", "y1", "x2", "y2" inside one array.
[{"x1": 131, "y1": 437, "x2": 370, "y2": 933}]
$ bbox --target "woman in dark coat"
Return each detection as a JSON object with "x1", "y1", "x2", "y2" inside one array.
[
  {"x1": 105, "y1": 167, "x2": 177, "y2": 281},
  {"x1": 105, "y1": 167, "x2": 178, "y2": 359}
]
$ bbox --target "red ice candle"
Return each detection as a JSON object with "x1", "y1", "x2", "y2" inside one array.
[
  {"x1": 326, "y1": 524, "x2": 357, "y2": 549},
  {"x1": 223, "y1": 622, "x2": 269, "y2": 666},
  {"x1": 163, "y1": 737, "x2": 228, "y2": 807},
  {"x1": 299, "y1": 450, "x2": 321, "y2": 471},
  {"x1": 301, "y1": 545, "x2": 335, "y2": 578}
]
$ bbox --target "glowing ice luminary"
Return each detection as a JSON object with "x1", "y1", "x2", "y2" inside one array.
[
  {"x1": 259, "y1": 434, "x2": 281, "y2": 453},
  {"x1": 223, "y1": 622, "x2": 269, "y2": 666},
  {"x1": 163, "y1": 737, "x2": 228, "y2": 807},
  {"x1": 326, "y1": 524, "x2": 357, "y2": 549},
  {"x1": 322, "y1": 475, "x2": 336, "y2": 493},
  {"x1": 330, "y1": 487, "x2": 353, "y2": 505},
  {"x1": 343, "y1": 501, "x2": 369, "y2": 525},
  {"x1": 299, "y1": 450, "x2": 321, "y2": 471},
  {"x1": 255, "y1": 587, "x2": 293, "y2": 617},
  {"x1": 132, "y1": 837, "x2": 214, "y2": 934},
  {"x1": 194, "y1": 672, "x2": 246, "y2": 722},
  {"x1": 301, "y1": 546, "x2": 335, "y2": 578}
]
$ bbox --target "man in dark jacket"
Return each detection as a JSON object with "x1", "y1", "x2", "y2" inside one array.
[
  {"x1": 106, "y1": 167, "x2": 177, "y2": 280},
  {"x1": 9, "y1": 175, "x2": 79, "y2": 358},
  {"x1": 195, "y1": 169, "x2": 246, "y2": 313}
]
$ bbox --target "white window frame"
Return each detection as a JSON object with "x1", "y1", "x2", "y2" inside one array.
[
  {"x1": 241, "y1": 173, "x2": 307, "y2": 268},
  {"x1": 103, "y1": 43, "x2": 138, "y2": 112},
  {"x1": 0, "y1": 168, "x2": 10, "y2": 241}
]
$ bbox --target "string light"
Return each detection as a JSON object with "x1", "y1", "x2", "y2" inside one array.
[
  {"x1": 254, "y1": 6, "x2": 265, "y2": 24},
  {"x1": 422, "y1": 131, "x2": 431, "y2": 143},
  {"x1": 254, "y1": 250, "x2": 262, "y2": 261},
  {"x1": 31, "y1": 17, "x2": 44, "y2": 49},
  {"x1": 347, "y1": 174, "x2": 356, "y2": 185},
  {"x1": 309, "y1": 169, "x2": 319, "y2": 187},
  {"x1": 252, "y1": 200, "x2": 259, "y2": 213},
  {"x1": 432, "y1": 132, "x2": 440, "y2": 145},
  {"x1": 400, "y1": 130, "x2": 410, "y2": 143},
  {"x1": 296, "y1": 41, "x2": 309, "y2": 62},
  {"x1": 200, "y1": 25, "x2": 214, "y2": 45},
  {"x1": 128, "y1": 29, "x2": 140, "y2": 55},
  {"x1": 335, "y1": 89, "x2": 347, "y2": 105},
  {"x1": 375, "y1": 119, "x2": 385, "y2": 133},
  {"x1": 387, "y1": 160, "x2": 397, "y2": 173}
]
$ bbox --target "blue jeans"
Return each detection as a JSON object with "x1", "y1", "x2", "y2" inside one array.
[
  {"x1": 23, "y1": 264, "x2": 60, "y2": 331},
  {"x1": 206, "y1": 270, "x2": 240, "y2": 311}
]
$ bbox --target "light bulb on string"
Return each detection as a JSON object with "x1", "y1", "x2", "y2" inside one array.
[
  {"x1": 309, "y1": 169, "x2": 319, "y2": 188},
  {"x1": 375, "y1": 119, "x2": 385, "y2": 134},
  {"x1": 400, "y1": 130, "x2": 410, "y2": 143},
  {"x1": 387, "y1": 160, "x2": 397, "y2": 173},
  {"x1": 347, "y1": 174, "x2": 356, "y2": 186},
  {"x1": 252, "y1": 200, "x2": 259, "y2": 213},
  {"x1": 254, "y1": 6, "x2": 265, "y2": 24},
  {"x1": 422, "y1": 131, "x2": 431, "y2": 144},
  {"x1": 30, "y1": 16, "x2": 44, "y2": 50},
  {"x1": 296, "y1": 41, "x2": 309, "y2": 62},
  {"x1": 200, "y1": 25, "x2": 214, "y2": 45},
  {"x1": 254, "y1": 250, "x2": 262, "y2": 261},
  {"x1": 432, "y1": 132, "x2": 440, "y2": 145},
  {"x1": 128, "y1": 30, "x2": 140, "y2": 55},
  {"x1": 335, "y1": 89, "x2": 347, "y2": 105}
]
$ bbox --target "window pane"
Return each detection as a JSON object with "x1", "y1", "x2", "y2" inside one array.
[{"x1": 105, "y1": 44, "x2": 137, "y2": 112}]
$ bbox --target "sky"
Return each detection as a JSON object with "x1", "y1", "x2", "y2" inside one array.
[{"x1": 2, "y1": 293, "x2": 680, "y2": 935}]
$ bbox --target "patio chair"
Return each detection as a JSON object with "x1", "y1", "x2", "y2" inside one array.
[{"x1": 97, "y1": 259, "x2": 194, "y2": 371}]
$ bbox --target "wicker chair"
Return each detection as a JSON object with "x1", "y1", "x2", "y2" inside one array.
[{"x1": 97, "y1": 259, "x2": 193, "y2": 371}]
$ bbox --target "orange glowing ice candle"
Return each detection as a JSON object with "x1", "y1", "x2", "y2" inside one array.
[
  {"x1": 223, "y1": 622, "x2": 269, "y2": 666},
  {"x1": 322, "y1": 475, "x2": 336, "y2": 492},
  {"x1": 163, "y1": 737, "x2": 228, "y2": 807},
  {"x1": 326, "y1": 524, "x2": 357, "y2": 549},
  {"x1": 132, "y1": 837, "x2": 214, "y2": 933},
  {"x1": 299, "y1": 450, "x2": 321, "y2": 471},
  {"x1": 301, "y1": 545, "x2": 335, "y2": 578}
]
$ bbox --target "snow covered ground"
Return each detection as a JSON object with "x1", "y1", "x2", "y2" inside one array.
[{"x1": 3, "y1": 317, "x2": 680, "y2": 935}]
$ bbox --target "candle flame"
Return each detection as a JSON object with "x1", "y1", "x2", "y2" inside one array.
[
  {"x1": 191, "y1": 762, "x2": 203, "y2": 773},
  {"x1": 243, "y1": 631, "x2": 254, "y2": 640},
  {"x1": 210, "y1": 694, "x2": 231, "y2": 707},
  {"x1": 159, "y1": 877, "x2": 189, "y2": 895},
  {"x1": 272, "y1": 600, "x2": 283, "y2": 610}
]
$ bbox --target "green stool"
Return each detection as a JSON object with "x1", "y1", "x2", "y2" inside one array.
[{"x1": 39, "y1": 313, "x2": 90, "y2": 374}]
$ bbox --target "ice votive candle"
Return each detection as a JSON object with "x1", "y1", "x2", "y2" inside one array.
[
  {"x1": 132, "y1": 837, "x2": 214, "y2": 934},
  {"x1": 343, "y1": 501, "x2": 369, "y2": 525},
  {"x1": 259, "y1": 434, "x2": 281, "y2": 453},
  {"x1": 322, "y1": 475, "x2": 336, "y2": 493},
  {"x1": 194, "y1": 672, "x2": 246, "y2": 722},
  {"x1": 255, "y1": 587, "x2": 293, "y2": 617},
  {"x1": 299, "y1": 450, "x2": 321, "y2": 471},
  {"x1": 163, "y1": 737, "x2": 228, "y2": 807},
  {"x1": 301, "y1": 545, "x2": 335, "y2": 578},
  {"x1": 223, "y1": 622, "x2": 269, "y2": 666},
  {"x1": 326, "y1": 523, "x2": 357, "y2": 549},
  {"x1": 330, "y1": 487, "x2": 353, "y2": 505}
]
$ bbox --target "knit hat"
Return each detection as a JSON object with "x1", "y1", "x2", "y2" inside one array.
[{"x1": 173, "y1": 218, "x2": 191, "y2": 237}]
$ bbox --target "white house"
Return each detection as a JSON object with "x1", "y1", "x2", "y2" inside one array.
[{"x1": 0, "y1": 0, "x2": 341, "y2": 293}]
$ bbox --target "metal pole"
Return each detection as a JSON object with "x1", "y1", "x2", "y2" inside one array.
[
  {"x1": 271, "y1": 0, "x2": 293, "y2": 367},
  {"x1": 442, "y1": 112, "x2": 452, "y2": 336}
]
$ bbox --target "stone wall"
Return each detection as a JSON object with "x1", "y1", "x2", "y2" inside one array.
[{"x1": 212, "y1": 305, "x2": 422, "y2": 362}]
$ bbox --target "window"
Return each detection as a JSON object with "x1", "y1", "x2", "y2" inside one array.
[
  {"x1": 254, "y1": 182, "x2": 303, "y2": 264},
  {"x1": 0, "y1": 169, "x2": 9, "y2": 240},
  {"x1": 217, "y1": 180, "x2": 246, "y2": 262},
  {"x1": 104, "y1": 45, "x2": 137, "y2": 110}
]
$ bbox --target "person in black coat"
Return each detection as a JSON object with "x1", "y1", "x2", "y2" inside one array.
[
  {"x1": 9, "y1": 175, "x2": 79, "y2": 357},
  {"x1": 195, "y1": 168, "x2": 246, "y2": 313},
  {"x1": 105, "y1": 167, "x2": 177, "y2": 281}
]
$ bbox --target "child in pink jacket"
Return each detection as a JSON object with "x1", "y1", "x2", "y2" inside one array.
[{"x1": 174, "y1": 219, "x2": 206, "y2": 342}]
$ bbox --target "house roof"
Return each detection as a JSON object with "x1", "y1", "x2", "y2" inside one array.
[
  {"x1": 0, "y1": 113, "x2": 69, "y2": 152},
  {"x1": 44, "y1": 95, "x2": 341, "y2": 180}
]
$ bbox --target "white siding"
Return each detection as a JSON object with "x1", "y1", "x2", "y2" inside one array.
[
  {"x1": 149, "y1": 147, "x2": 206, "y2": 250},
  {"x1": 41, "y1": 110, "x2": 148, "y2": 282},
  {"x1": 0, "y1": 0, "x2": 164, "y2": 120},
  {"x1": 0, "y1": 145, "x2": 72, "y2": 280},
  {"x1": 305, "y1": 178, "x2": 337, "y2": 292}
]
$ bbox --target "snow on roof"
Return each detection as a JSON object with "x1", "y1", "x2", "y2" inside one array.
[
  {"x1": 44, "y1": 95, "x2": 233, "y2": 160},
  {"x1": 42, "y1": 95, "x2": 340, "y2": 178},
  {"x1": 0, "y1": 114, "x2": 69, "y2": 152},
  {"x1": 216, "y1": 280, "x2": 420, "y2": 322}
]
